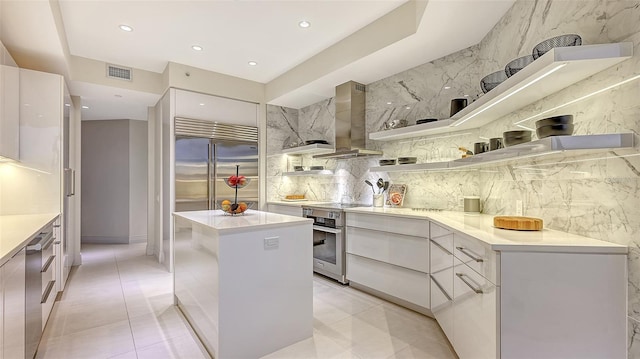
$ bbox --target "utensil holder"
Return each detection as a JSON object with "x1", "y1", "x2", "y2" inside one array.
[{"x1": 373, "y1": 194, "x2": 384, "y2": 207}]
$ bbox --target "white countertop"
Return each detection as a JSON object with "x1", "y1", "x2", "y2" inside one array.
[
  {"x1": 1, "y1": 213, "x2": 59, "y2": 265},
  {"x1": 344, "y1": 207, "x2": 627, "y2": 254},
  {"x1": 173, "y1": 209, "x2": 312, "y2": 234}
]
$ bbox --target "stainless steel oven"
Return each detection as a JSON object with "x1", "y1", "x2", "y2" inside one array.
[{"x1": 302, "y1": 204, "x2": 350, "y2": 284}]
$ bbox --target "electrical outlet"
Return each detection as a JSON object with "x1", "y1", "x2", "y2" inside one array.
[
  {"x1": 264, "y1": 236, "x2": 279, "y2": 250},
  {"x1": 516, "y1": 200, "x2": 523, "y2": 216}
]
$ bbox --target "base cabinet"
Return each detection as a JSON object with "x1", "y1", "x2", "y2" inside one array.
[
  {"x1": 3, "y1": 248, "x2": 26, "y2": 359},
  {"x1": 266, "y1": 204, "x2": 302, "y2": 217}
]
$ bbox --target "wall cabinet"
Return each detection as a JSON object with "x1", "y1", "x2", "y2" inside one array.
[
  {"x1": 0, "y1": 65, "x2": 19, "y2": 160},
  {"x1": 2, "y1": 247, "x2": 26, "y2": 359}
]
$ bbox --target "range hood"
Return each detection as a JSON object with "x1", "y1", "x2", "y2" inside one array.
[{"x1": 313, "y1": 81, "x2": 383, "y2": 159}]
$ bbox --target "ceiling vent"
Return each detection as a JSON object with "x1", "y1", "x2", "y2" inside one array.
[{"x1": 106, "y1": 64, "x2": 132, "y2": 81}]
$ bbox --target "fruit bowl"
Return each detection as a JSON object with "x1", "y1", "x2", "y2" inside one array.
[
  {"x1": 224, "y1": 176, "x2": 251, "y2": 189},
  {"x1": 220, "y1": 199, "x2": 249, "y2": 215}
]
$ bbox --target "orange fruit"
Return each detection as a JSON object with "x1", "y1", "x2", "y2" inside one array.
[{"x1": 221, "y1": 199, "x2": 231, "y2": 205}]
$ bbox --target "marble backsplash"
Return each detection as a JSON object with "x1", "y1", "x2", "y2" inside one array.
[{"x1": 266, "y1": 1, "x2": 640, "y2": 354}]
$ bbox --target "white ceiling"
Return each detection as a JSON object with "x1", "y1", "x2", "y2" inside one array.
[{"x1": 1, "y1": 0, "x2": 515, "y2": 121}]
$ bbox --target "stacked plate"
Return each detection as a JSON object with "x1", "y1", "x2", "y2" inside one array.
[
  {"x1": 503, "y1": 130, "x2": 532, "y2": 147},
  {"x1": 379, "y1": 159, "x2": 396, "y2": 166},
  {"x1": 535, "y1": 115, "x2": 574, "y2": 139},
  {"x1": 397, "y1": 157, "x2": 417, "y2": 165}
]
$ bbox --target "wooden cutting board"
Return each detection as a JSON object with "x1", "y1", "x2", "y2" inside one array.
[{"x1": 494, "y1": 216, "x2": 543, "y2": 231}]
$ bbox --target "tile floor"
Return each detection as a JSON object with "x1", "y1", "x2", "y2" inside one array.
[{"x1": 37, "y1": 243, "x2": 457, "y2": 359}]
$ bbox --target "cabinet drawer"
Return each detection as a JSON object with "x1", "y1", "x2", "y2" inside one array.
[
  {"x1": 267, "y1": 204, "x2": 302, "y2": 217},
  {"x1": 346, "y1": 213, "x2": 429, "y2": 238},
  {"x1": 347, "y1": 254, "x2": 430, "y2": 309},
  {"x1": 430, "y1": 270, "x2": 453, "y2": 341},
  {"x1": 346, "y1": 227, "x2": 429, "y2": 273},
  {"x1": 452, "y1": 258, "x2": 497, "y2": 359},
  {"x1": 430, "y1": 221, "x2": 452, "y2": 239},
  {"x1": 41, "y1": 254, "x2": 55, "y2": 292},
  {"x1": 453, "y1": 232, "x2": 497, "y2": 284},
  {"x1": 430, "y1": 234, "x2": 453, "y2": 273}
]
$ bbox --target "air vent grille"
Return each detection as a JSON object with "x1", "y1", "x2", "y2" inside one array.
[
  {"x1": 107, "y1": 64, "x2": 132, "y2": 81},
  {"x1": 175, "y1": 117, "x2": 258, "y2": 143},
  {"x1": 355, "y1": 83, "x2": 366, "y2": 92}
]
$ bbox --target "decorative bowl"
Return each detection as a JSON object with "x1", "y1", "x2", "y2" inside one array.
[
  {"x1": 535, "y1": 115, "x2": 573, "y2": 128},
  {"x1": 505, "y1": 55, "x2": 535, "y2": 77},
  {"x1": 220, "y1": 200, "x2": 249, "y2": 215},
  {"x1": 536, "y1": 124, "x2": 574, "y2": 139},
  {"x1": 480, "y1": 70, "x2": 508, "y2": 93},
  {"x1": 532, "y1": 34, "x2": 582, "y2": 59},
  {"x1": 224, "y1": 176, "x2": 251, "y2": 189}
]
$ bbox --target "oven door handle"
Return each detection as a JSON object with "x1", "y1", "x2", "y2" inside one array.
[{"x1": 313, "y1": 225, "x2": 342, "y2": 234}]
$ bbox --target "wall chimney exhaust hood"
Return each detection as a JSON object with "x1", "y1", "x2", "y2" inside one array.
[{"x1": 313, "y1": 81, "x2": 383, "y2": 159}]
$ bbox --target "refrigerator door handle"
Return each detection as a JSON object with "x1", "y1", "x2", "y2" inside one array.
[{"x1": 64, "y1": 168, "x2": 75, "y2": 197}]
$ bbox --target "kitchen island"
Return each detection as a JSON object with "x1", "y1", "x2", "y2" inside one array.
[{"x1": 173, "y1": 210, "x2": 313, "y2": 359}]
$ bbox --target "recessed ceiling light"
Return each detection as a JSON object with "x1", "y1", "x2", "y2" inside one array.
[
  {"x1": 248, "y1": 61, "x2": 258, "y2": 66},
  {"x1": 82, "y1": 105, "x2": 89, "y2": 109},
  {"x1": 405, "y1": 106, "x2": 411, "y2": 110},
  {"x1": 386, "y1": 102, "x2": 392, "y2": 105},
  {"x1": 298, "y1": 20, "x2": 311, "y2": 28},
  {"x1": 119, "y1": 24, "x2": 133, "y2": 32},
  {"x1": 192, "y1": 45, "x2": 203, "y2": 51},
  {"x1": 444, "y1": 86, "x2": 451, "y2": 90},
  {"x1": 199, "y1": 103, "x2": 205, "y2": 106},
  {"x1": 64, "y1": 103, "x2": 70, "y2": 107}
]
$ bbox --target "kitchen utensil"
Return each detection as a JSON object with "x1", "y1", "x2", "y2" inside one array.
[
  {"x1": 494, "y1": 216, "x2": 543, "y2": 231},
  {"x1": 489, "y1": 137, "x2": 503, "y2": 151},
  {"x1": 480, "y1": 70, "x2": 508, "y2": 93},
  {"x1": 536, "y1": 123, "x2": 574, "y2": 139},
  {"x1": 383, "y1": 181, "x2": 389, "y2": 193},
  {"x1": 535, "y1": 114, "x2": 573, "y2": 128},
  {"x1": 450, "y1": 98, "x2": 468, "y2": 116},
  {"x1": 474, "y1": 142, "x2": 489, "y2": 154},
  {"x1": 376, "y1": 178, "x2": 384, "y2": 194},
  {"x1": 373, "y1": 194, "x2": 384, "y2": 207},
  {"x1": 416, "y1": 118, "x2": 438, "y2": 125},
  {"x1": 364, "y1": 180, "x2": 375, "y2": 194},
  {"x1": 379, "y1": 159, "x2": 397, "y2": 166},
  {"x1": 505, "y1": 55, "x2": 535, "y2": 77},
  {"x1": 458, "y1": 147, "x2": 473, "y2": 158},
  {"x1": 383, "y1": 119, "x2": 408, "y2": 130},
  {"x1": 532, "y1": 34, "x2": 582, "y2": 59},
  {"x1": 464, "y1": 196, "x2": 481, "y2": 213},
  {"x1": 310, "y1": 166, "x2": 324, "y2": 170}
]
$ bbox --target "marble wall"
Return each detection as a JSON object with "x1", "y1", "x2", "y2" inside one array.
[{"x1": 266, "y1": 1, "x2": 640, "y2": 354}]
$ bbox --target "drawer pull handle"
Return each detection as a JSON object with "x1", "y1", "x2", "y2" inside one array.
[
  {"x1": 456, "y1": 273, "x2": 483, "y2": 294},
  {"x1": 430, "y1": 239, "x2": 452, "y2": 256},
  {"x1": 456, "y1": 246, "x2": 484, "y2": 262},
  {"x1": 41, "y1": 280, "x2": 56, "y2": 304},
  {"x1": 430, "y1": 275, "x2": 452, "y2": 301},
  {"x1": 42, "y1": 255, "x2": 56, "y2": 273}
]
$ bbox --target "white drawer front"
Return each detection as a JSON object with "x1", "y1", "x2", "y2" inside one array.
[
  {"x1": 347, "y1": 254, "x2": 430, "y2": 309},
  {"x1": 454, "y1": 232, "x2": 497, "y2": 284},
  {"x1": 430, "y1": 234, "x2": 453, "y2": 274},
  {"x1": 267, "y1": 204, "x2": 302, "y2": 217},
  {"x1": 452, "y1": 258, "x2": 497, "y2": 359},
  {"x1": 346, "y1": 213, "x2": 429, "y2": 238},
  {"x1": 430, "y1": 221, "x2": 452, "y2": 239},
  {"x1": 347, "y1": 227, "x2": 429, "y2": 273}
]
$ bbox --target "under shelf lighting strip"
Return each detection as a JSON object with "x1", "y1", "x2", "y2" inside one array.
[
  {"x1": 513, "y1": 73, "x2": 640, "y2": 125},
  {"x1": 452, "y1": 63, "x2": 567, "y2": 127}
]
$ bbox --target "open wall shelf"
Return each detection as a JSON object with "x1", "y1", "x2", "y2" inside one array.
[{"x1": 280, "y1": 143, "x2": 334, "y2": 155}]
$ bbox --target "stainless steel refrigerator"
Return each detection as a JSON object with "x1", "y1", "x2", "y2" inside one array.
[{"x1": 174, "y1": 118, "x2": 259, "y2": 212}]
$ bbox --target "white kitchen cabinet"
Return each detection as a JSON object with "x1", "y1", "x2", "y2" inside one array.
[
  {"x1": 430, "y1": 232, "x2": 454, "y2": 340},
  {"x1": 175, "y1": 89, "x2": 258, "y2": 127},
  {"x1": 0, "y1": 64, "x2": 19, "y2": 160},
  {"x1": 346, "y1": 213, "x2": 430, "y2": 313},
  {"x1": 267, "y1": 204, "x2": 302, "y2": 217},
  {"x1": 2, "y1": 247, "x2": 26, "y2": 359}
]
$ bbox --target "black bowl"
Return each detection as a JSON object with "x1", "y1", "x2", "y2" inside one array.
[
  {"x1": 416, "y1": 118, "x2": 438, "y2": 125},
  {"x1": 503, "y1": 130, "x2": 532, "y2": 139},
  {"x1": 310, "y1": 166, "x2": 324, "y2": 171},
  {"x1": 532, "y1": 34, "x2": 582, "y2": 59},
  {"x1": 503, "y1": 136, "x2": 532, "y2": 147},
  {"x1": 505, "y1": 55, "x2": 535, "y2": 77},
  {"x1": 536, "y1": 124, "x2": 574, "y2": 139},
  {"x1": 480, "y1": 70, "x2": 508, "y2": 93},
  {"x1": 535, "y1": 115, "x2": 573, "y2": 128}
]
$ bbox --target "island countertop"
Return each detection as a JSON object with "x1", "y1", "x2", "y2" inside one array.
[
  {"x1": 343, "y1": 207, "x2": 626, "y2": 254},
  {"x1": 173, "y1": 209, "x2": 312, "y2": 234}
]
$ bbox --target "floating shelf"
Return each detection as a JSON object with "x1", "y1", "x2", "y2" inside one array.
[
  {"x1": 280, "y1": 143, "x2": 334, "y2": 155},
  {"x1": 283, "y1": 170, "x2": 334, "y2": 176},
  {"x1": 369, "y1": 133, "x2": 635, "y2": 172},
  {"x1": 369, "y1": 42, "x2": 633, "y2": 142}
]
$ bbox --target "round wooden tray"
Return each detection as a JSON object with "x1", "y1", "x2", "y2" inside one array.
[{"x1": 493, "y1": 216, "x2": 543, "y2": 231}]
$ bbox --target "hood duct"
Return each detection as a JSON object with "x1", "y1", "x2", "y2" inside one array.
[{"x1": 313, "y1": 81, "x2": 383, "y2": 159}]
